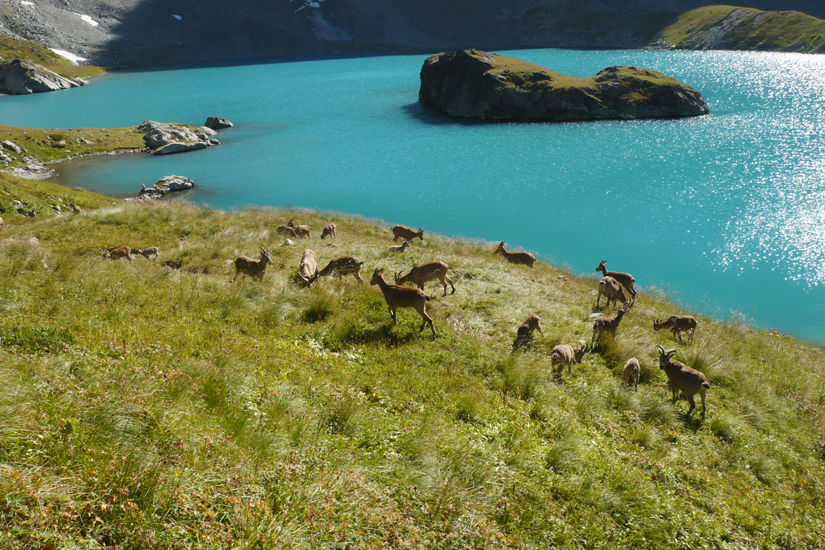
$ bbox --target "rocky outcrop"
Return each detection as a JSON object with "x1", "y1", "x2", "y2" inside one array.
[
  {"x1": 132, "y1": 175, "x2": 195, "y2": 201},
  {"x1": 205, "y1": 116, "x2": 233, "y2": 130},
  {"x1": 419, "y1": 49, "x2": 709, "y2": 121},
  {"x1": 0, "y1": 59, "x2": 86, "y2": 95},
  {"x1": 138, "y1": 120, "x2": 219, "y2": 155}
]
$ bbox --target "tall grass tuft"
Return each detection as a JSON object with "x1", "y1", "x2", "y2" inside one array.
[{"x1": 300, "y1": 289, "x2": 337, "y2": 323}]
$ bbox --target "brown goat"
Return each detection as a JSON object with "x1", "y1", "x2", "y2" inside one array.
[
  {"x1": 317, "y1": 256, "x2": 364, "y2": 282},
  {"x1": 654, "y1": 315, "x2": 697, "y2": 344},
  {"x1": 298, "y1": 249, "x2": 319, "y2": 286},
  {"x1": 233, "y1": 247, "x2": 273, "y2": 282},
  {"x1": 70, "y1": 203, "x2": 82, "y2": 214},
  {"x1": 276, "y1": 225, "x2": 298, "y2": 238},
  {"x1": 104, "y1": 246, "x2": 133, "y2": 261},
  {"x1": 370, "y1": 268, "x2": 435, "y2": 337},
  {"x1": 391, "y1": 225, "x2": 424, "y2": 243},
  {"x1": 622, "y1": 357, "x2": 640, "y2": 391},
  {"x1": 595, "y1": 260, "x2": 636, "y2": 303},
  {"x1": 591, "y1": 303, "x2": 631, "y2": 348},
  {"x1": 494, "y1": 242, "x2": 536, "y2": 268},
  {"x1": 513, "y1": 314, "x2": 543, "y2": 349},
  {"x1": 321, "y1": 223, "x2": 337, "y2": 239},
  {"x1": 287, "y1": 219, "x2": 311, "y2": 239},
  {"x1": 395, "y1": 261, "x2": 455, "y2": 296},
  {"x1": 656, "y1": 346, "x2": 709, "y2": 419},
  {"x1": 550, "y1": 342, "x2": 587, "y2": 376},
  {"x1": 597, "y1": 276, "x2": 628, "y2": 310}
]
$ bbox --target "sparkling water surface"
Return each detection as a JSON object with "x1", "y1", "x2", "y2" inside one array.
[{"x1": 1, "y1": 49, "x2": 824, "y2": 342}]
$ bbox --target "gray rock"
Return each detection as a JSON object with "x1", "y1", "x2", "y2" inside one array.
[
  {"x1": 0, "y1": 59, "x2": 85, "y2": 95},
  {"x1": 134, "y1": 175, "x2": 195, "y2": 201},
  {"x1": 197, "y1": 126, "x2": 217, "y2": 139},
  {"x1": 205, "y1": 116, "x2": 233, "y2": 129},
  {"x1": 155, "y1": 175, "x2": 195, "y2": 193},
  {"x1": 152, "y1": 141, "x2": 208, "y2": 155},
  {"x1": 1, "y1": 140, "x2": 24, "y2": 154},
  {"x1": 419, "y1": 49, "x2": 709, "y2": 121}
]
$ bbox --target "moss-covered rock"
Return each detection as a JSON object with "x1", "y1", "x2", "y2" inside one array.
[{"x1": 419, "y1": 49, "x2": 709, "y2": 121}]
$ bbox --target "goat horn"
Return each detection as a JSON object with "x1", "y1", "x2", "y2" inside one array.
[{"x1": 656, "y1": 345, "x2": 666, "y2": 354}]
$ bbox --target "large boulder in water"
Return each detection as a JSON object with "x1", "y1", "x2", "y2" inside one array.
[
  {"x1": 138, "y1": 120, "x2": 219, "y2": 155},
  {"x1": 0, "y1": 59, "x2": 86, "y2": 95},
  {"x1": 419, "y1": 49, "x2": 709, "y2": 121}
]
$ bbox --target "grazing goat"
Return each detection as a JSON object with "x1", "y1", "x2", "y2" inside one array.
[
  {"x1": 233, "y1": 247, "x2": 273, "y2": 282},
  {"x1": 70, "y1": 203, "x2": 82, "y2": 214},
  {"x1": 287, "y1": 219, "x2": 311, "y2": 239},
  {"x1": 136, "y1": 247, "x2": 160, "y2": 260},
  {"x1": 494, "y1": 242, "x2": 536, "y2": 268},
  {"x1": 370, "y1": 268, "x2": 436, "y2": 337},
  {"x1": 550, "y1": 342, "x2": 587, "y2": 376},
  {"x1": 591, "y1": 303, "x2": 631, "y2": 349},
  {"x1": 276, "y1": 225, "x2": 298, "y2": 238},
  {"x1": 321, "y1": 223, "x2": 337, "y2": 239},
  {"x1": 622, "y1": 358, "x2": 640, "y2": 391},
  {"x1": 395, "y1": 261, "x2": 455, "y2": 297},
  {"x1": 317, "y1": 256, "x2": 364, "y2": 282},
  {"x1": 656, "y1": 345, "x2": 709, "y2": 419},
  {"x1": 104, "y1": 246, "x2": 133, "y2": 261},
  {"x1": 597, "y1": 276, "x2": 628, "y2": 310},
  {"x1": 391, "y1": 225, "x2": 424, "y2": 243},
  {"x1": 654, "y1": 315, "x2": 697, "y2": 344},
  {"x1": 513, "y1": 314, "x2": 543, "y2": 349},
  {"x1": 595, "y1": 260, "x2": 637, "y2": 304},
  {"x1": 389, "y1": 240, "x2": 410, "y2": 253},
  {"x1": 298, "y1": 249, "x2": 319, "y2": 286}
]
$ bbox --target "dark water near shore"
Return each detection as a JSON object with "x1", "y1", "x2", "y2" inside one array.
[{"x1": 2, "y1": 49, "x2": 824, "y2": 342}]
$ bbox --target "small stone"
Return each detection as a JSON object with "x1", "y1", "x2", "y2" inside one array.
[{"x1": 205, "y1": 116, "x2": 233, "y2": 129}]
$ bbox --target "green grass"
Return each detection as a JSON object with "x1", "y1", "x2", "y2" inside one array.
[
  {"x1": 660, "y1": 5, "x2": 825, "y2": 53},
  {"x1": 0, "y1": 174, "x2": 824, "y2": 548},
  {"x1": 0, "y1": 31, "x2": 104, "y2": 80}
]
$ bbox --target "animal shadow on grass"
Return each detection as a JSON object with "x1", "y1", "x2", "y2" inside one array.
[{"x1": 329, "y1": 319, "x2": 421, "y2": 349}]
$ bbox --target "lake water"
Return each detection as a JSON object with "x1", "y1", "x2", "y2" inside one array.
[{"x1": 1, "y1": 49, "x2": 824, "y2": 342}]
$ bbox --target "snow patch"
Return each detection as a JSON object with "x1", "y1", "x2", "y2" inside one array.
[
  {"x1": 172, "y1": 14, "x2": 182, "y2": 21},
  {"x1": 50, "y1": 48, "x2": 87, "y2": 65},
  {"x1": 72, "y1": 12, "x2": 100, "y2": 27},
  {"x1": 292, "y1": 0, "x2": 324, "y2": 13}
]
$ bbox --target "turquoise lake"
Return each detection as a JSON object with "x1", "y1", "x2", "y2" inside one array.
[{"x1": 1, "y1": 49, "x2": 824, "y2": 342}]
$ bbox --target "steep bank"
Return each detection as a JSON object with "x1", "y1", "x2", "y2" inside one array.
[
  {"x1": 653, "y1": 5, "x2": 825, "y2": 53},
  {"x1": 1, "y1": 174, "x2": 824, "y2": 548},
  {"x1": 3, "y1": 1, "x2": 825, "y2": 68}
]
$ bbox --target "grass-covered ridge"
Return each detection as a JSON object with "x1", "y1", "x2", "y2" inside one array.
[
  {"x1": 0, "y1": 124, "x2": 147, "y2": 169},
  {"x1": 0, "y1": 31, "x2": 104, "y2": 80},
  {"x1": 1, "y1": 175, "x2": 824, "y2": 548},
  {"x1": 659, "y1": 5, "x2": 825, "y2": 53}
]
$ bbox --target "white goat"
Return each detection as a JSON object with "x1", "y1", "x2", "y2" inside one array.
[{"x1": 622, "y1": 358, "x2": 640, "y2": 391}]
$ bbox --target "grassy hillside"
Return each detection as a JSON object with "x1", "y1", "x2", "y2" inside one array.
[
  {"x1": 0, "y1": 175, "x2": 824, "y2": 548},
  {"x1": 659, "y1": 5, "x2": 825, "y2": 53},
  {"x1": 0, "y1": 31, "x2": 104, "y2": 80},
  {"x1": 0, "y1": 124, "x2": 147, "y2": 169}
]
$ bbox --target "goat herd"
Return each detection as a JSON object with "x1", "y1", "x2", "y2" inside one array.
[{"x1": 105, "y1": 218, "x2": 712, "y2": 419}]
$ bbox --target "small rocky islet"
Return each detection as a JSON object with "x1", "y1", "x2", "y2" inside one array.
[{"x1": 419, "y1": 49, "x2": 709, "y2": 121}]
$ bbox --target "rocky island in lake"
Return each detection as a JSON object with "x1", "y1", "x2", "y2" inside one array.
[{"x1": 419, "y1": 49, "x2": 709, "y2": 121}]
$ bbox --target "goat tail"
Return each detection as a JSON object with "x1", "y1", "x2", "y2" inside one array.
[
  {"x1": 702, "y1": 382, "x2": 710, "y2": 389},
  {"x1": 425, "y1": 296, "x2": 431, "y2": 302}
]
